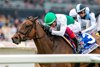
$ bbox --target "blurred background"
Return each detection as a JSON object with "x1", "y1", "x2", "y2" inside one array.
[{"x1": 0, "y1": 0, "x2": 100, "y2": 41}]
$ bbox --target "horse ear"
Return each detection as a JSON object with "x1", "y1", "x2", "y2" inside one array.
[
  {"x1": 27, "y1": 16, "x2": 33, "y2": 19},
  {"x1": 27, "y1": 16, "x2": 38, "y2": 23},
  {"x1": 34, "y1": 17, "x2": 38, "y2": 21}
]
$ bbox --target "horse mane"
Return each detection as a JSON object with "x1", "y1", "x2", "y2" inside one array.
[{"x1": 34, "y1": 21, "x2": 53, "y2": 54}]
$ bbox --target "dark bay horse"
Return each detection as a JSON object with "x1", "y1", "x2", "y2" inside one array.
[{"x1": 11, "y1": 16, "x2": 100, "y2": 67}]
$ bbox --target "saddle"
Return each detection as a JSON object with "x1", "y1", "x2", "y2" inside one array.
[{"x1": 63, "y1": 34, "x2": 77, "y2": 53}]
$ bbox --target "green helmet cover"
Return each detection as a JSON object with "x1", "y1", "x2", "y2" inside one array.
[{"x1": 44, "y1": 12, "x2": 56, "y2": 25}]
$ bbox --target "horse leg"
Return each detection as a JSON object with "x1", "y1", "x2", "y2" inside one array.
[
  {"x1": 75, "y1": 63, "x2": 80, "y2": 67},
  {"x1": 99, "y1": 64, "x2": 100, "y2": 67},
  {"x1": 80, "y1": 63, "x2": 89, "y2": 67},
  {"x1": 80, "y1": 63, "x2": 100, "y2": 67},
  {"x1": 87, "y1": 63, "x2": 95, "y2": 67},
  {"x1": 39, "y1": 63, "x2": 73, "y2": 67},
  {"x1": 96, "y1": 64, "x2": 100, "y2": 67},
  {"x1": 95, "y1": 64, "x2": 100, "y2": 67},
  {"x1": 50, "y1": 63, "x2": 72, "y2": 67},
  {"x1": 35, "y1": 63, "x2": 41, "y2": 67}
]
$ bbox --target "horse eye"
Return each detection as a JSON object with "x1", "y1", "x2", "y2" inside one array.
[{"x1": 26, "y1": 25, "x2": 30, "y2": 28}]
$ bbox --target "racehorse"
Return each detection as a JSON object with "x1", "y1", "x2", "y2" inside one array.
[
  {"x1": 11, "y1": 16, "x2": 75, "y2": 67},
  {"x1": 11, "y1": 16, "x2": 100, "y2": 67}
]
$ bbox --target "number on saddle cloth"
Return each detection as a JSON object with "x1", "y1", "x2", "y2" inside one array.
[{"x1": 78, "y1": 33, "x2": 96, "y2": 48}]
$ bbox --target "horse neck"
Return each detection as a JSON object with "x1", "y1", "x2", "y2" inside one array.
[{"x1": 34, "y1": 22, "x2": 53, "y2": 54}]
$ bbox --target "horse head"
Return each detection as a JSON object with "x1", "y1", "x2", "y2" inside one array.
[{"x1": 12, "y1": 16, "x2": 38, "y2": 44}]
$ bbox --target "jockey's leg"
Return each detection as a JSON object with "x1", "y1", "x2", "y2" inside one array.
[{"x1": 65, "y1": 27, "x2": 79, "y2": 52}]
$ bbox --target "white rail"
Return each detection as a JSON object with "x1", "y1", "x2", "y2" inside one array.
[{"x1": 0, "y1": 54, "x2": 100, "y2": 64}]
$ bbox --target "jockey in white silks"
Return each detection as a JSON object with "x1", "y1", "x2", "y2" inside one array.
[
  {"x1": 69, "y1": 7, "x2": 97, "y2": 52},
  {"x1": 76, "y1": 4, "x2": 97, "y2": 34}
]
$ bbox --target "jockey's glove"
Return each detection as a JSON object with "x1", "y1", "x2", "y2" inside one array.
[
  {"x1": 78, "y1": 31, "x2": 82, "y2": 34},
  {"x1": 49, "y1": 28, "x2": 52, "y2": 34},
  {"x1": 44, "y1": 25, "x2": 52, "y2": 34},
  {"x1": 44, "y1": 25, "x2": 50, "y2": 30}
]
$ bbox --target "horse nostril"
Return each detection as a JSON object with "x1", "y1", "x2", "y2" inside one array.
[
  {"x1": 12, "y1": 37, "x2": 18, "y2": 44},
  {"x1": 12, "y1": 37, "x2": 15, "y2": 43}
]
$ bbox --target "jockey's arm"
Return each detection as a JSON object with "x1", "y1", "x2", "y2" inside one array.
[
  {"x1": 51, "y1": 15, "x2": 67, "y2": 36},
  {"x1": 82, "y1": 13, "x2": 96, "y2": 33}
]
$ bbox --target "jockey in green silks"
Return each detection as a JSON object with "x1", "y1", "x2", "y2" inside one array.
[{"x1": 44, "y1": 12, "x2": 81, "y2": 52}]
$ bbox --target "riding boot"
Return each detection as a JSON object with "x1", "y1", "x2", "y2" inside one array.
[
  {"x1": 65, "y1": 27, "x2": 79, "y2": 53},
  {"x1": 72, "y1": 37, "x2": 79, "y2": 53}
]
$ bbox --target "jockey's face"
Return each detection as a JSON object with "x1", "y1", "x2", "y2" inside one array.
[
  {"x1": 50, "y1": 20, "x2": 57, "y2": 28},
  {"x1": 78, "y1": 10, "x2": 86, "y2": 17}
]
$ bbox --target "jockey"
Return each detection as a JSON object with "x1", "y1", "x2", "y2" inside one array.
[
  {"x1": 44, "y1": 12, "x2": 79, "y2": 52},
  {"x1": 76, "y1": 4, "x2": 97, "y2": 34},
  {"x1": 69, "y1": 8, "x2": 96, "y2": 51}
]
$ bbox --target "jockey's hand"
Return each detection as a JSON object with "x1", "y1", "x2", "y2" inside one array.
[
  {"x1": 44, "y1": 25, "x2": 50, "y2": 30},
  {"x1": 78, "y1": 31, "x2": 82, "y2": 34},
  {"x1": 49, "y1": 28, "x2": 52, "y2": 34},
  {"x1": 44, "y1": 25, "x2": 52, "y2": 34}
]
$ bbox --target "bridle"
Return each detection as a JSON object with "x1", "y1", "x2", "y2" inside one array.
[
  {"x1": 17, "y1": 17, "x2": 45, "y2": 40},
  {"x1": 18, "y1": 23, "x2": 33, "y2": 35}
]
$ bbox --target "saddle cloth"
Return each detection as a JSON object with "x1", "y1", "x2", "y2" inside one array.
[
  {"x1": 77, "y1": 33, "x2": 99, "y2": 54},
  {"x1": 63, "y1": 33, "x2": 99, "y2": 54},
  {"x1": 80, "y1": 43, "x2": 99, "y2": 54}
]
